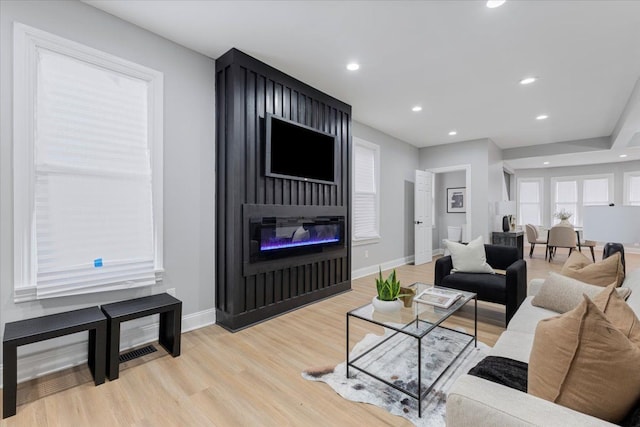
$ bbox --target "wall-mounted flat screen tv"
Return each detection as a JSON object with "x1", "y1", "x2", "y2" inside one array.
[{"x1": 265, "y1": 113, "x2": 337, "y2": 185}]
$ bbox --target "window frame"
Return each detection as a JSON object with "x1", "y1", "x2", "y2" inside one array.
[
  {"x1": 623, "y1": 171, "x2": 640, "y2": 206},
  {"x1": 516, "y1": 177, "x2": 544, "y2": 227},
  {"x1": 13, "y1": 23, "x2": 164, "y2": 302},
  {"x1": 352, "y1": 137, "x2": 381, "y2": 245},
  {"x1": 550, "y1": 173, "x2": 613, "y2": 226}
]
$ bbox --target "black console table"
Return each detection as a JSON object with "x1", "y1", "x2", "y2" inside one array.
[
  {"x1": 491, "y1": 231, "x2": 524, "y2": 259},
  {"x1": 100, "y1": 293, "x2": 182, "y2": 380},
  {"x1": 2, "y1": 306, "x2": 107, "y2": 419}
]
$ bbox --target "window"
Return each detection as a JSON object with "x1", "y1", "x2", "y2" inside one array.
[
  {"x1": 583, "y1": 177, "x2": 610, "y2": 205},
  {"x1": 624, "y1": 171, "x2": 640, "y2": 205},
  {"x1": 551, "y1": 174, "x2": 613, "y2": 226},
  {"x1": 553, "y1": 179, "x2": 578, "y2": 225},
  {"x1": 517, "y1": 178, "x2": 543, "y2": 226},
  {"x1": 13, "y1": 23, "x2": 163, "y2": 301},
  {"x1": 352, "y1": 137, "x2": 380, "y2": 243}
]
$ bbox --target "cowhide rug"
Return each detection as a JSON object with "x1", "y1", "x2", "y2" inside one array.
[{"x1": 302, "y1": 325, "x2": 490, "y2": 426}]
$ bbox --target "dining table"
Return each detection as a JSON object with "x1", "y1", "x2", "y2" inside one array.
[{"x1": 539, "y1": 226, "x2": 587, "y2": 251}]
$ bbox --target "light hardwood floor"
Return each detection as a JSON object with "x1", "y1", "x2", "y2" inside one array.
[{"x1": 2, "y1": 246, "x2": 638, "y2": 426}]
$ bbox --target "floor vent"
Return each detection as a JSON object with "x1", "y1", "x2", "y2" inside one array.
[{"x1": 119, "y1": 344, "x2": 157, "y2": 363}]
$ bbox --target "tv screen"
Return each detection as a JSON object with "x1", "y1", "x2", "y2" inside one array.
[{"x1": 265, "y1": 113, "x2": 336, "y2": 185}]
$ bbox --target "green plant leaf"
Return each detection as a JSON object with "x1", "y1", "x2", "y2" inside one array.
[{"x1": 375, "y1": 268, "x2": 402, "y2": 301}]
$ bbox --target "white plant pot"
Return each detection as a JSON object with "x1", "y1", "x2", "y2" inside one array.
[{"x1": 371, "y1": 296, "x2": 403, "y2": 313}]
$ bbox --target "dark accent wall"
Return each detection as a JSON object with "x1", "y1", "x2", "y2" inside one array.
[{"x1": 215, "y1": 48, "x2": 352, "y2": 331}]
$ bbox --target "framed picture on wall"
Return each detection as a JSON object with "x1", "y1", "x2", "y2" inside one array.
[{"x1": 447, "y1": 187, "x2": 466, "y2": 213}]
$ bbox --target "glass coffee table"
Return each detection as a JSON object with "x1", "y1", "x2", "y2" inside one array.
[{"x1": 346, "y1": 283, "x2": 477, "y2": 417}]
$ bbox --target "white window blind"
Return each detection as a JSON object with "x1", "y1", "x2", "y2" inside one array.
[
  {"x1": 551, "y1": 174, "x2": 613, "y2": 226},
  {"x1": 517, "y1": 178, "x2": 543, "y2": 226},
  {"x1": 624, "y1": 172, "x2": 640, "y2": 206},
  {"x1": 13, "y1": 23, "x2": 163, "y2": 301},
  {"x1": 583, "y1": 178, "x2": 610, "y2": 205},
  {"x1": 553, "y1": 180, "x2": 578, "y2": 225},
  {"x1": 353, "y1": 138, "x2": 380, "y2": 241}
]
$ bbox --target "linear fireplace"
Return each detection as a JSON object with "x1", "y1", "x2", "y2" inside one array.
[{"x1": 249, "y1": 216, "x2": 345, "y2": 262}]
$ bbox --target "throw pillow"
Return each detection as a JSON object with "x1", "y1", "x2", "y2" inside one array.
[
  {"x1": 591, "y1": 283, "x2": 640, "y2": 346},
  {"x1": 444, "y1": 235, "x2": 495, "y2": 274},
  {"x1": 560, "y1": 250, "x2": 625, "y2": 287},
  {"x1": 531, "y1": 272, "x2": 631, "y2": 313},
  {"x1": 528, "y1": 296, "x2": 640, "y2": 423}
]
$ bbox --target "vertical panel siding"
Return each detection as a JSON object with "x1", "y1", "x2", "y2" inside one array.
[
  {"x1": 216, "y1": 49, "x2": 351, "y2": 330},
  {"x1": 233, "y1": 64, "x2": 247, "y2": 313},
  {"x1": 215, "y1": 66, "x2": 227, "y2": 312}
]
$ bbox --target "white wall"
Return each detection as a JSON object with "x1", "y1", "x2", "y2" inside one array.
[
  {"x1": 487, "y1": 139, "x2": 506, "y2": 233},
  {"x1": 419, "y1": 139, "x2": 492, "y2": 244},
  {"x1": 514, "y1": 159, "x2": 640, "y2": 227},
  {"x1": 0, "y1": 0, "x2": 215, "y2": 384},
  {"x1": 351, "y1": 121, "x2": 420, "y2": 277}
]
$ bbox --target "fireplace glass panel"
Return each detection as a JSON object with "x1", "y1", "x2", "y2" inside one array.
[{"x1": 250, "y1": 216, "x2": 345, "y2": 262}]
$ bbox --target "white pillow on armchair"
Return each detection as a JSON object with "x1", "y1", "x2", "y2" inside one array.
[{"x1": 444, "y1": 235, "x2": 495, "y2": 274}]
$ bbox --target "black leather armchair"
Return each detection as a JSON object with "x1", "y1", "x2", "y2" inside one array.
[{"x1": 434, "y1": 244, "x2": 527, "y2": 326}]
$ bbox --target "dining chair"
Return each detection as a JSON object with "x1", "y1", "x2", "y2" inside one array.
[
  {"x1": 547, "y1": 225, "x2": 577, "y2": 262},
  {"x1": 579, "y1": 236, "x2": 597, "y2": 262},
  {"x1": 525, "y1": 224, "x2": 548, "y2": 258}
]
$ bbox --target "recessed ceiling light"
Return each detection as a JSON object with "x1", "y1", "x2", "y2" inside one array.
[
  {"x1": 346, "y1": 62, "x2": 360, "y2": 71},
  {"x1": 448, "y1": 131, "x2": 457, "y2": 136},
  {"x1": 412, "y1": 106, "x2": 422, "y2": 112},
  {"x1": 519, "y1": 77, "x2": 537, "y2": 85},
  {"x1": 536, "y1": 114, "x2": 549, "y2": 120},
  {"x1": 543, "y1": 161, "x2": 550, "y2": 165},
  {"x1": 620, "y1": 154, "x2": 628, "y2": 158},
  {"x1": 486, "y1": 0, "x2": 506, "y2": 8}
]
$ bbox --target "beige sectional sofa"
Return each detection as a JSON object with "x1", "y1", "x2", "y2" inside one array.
[{"x1": 446, "y1": 267, "x2": 640, "y2": 426}]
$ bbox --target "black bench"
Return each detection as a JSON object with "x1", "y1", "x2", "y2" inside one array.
[
  {"x1": 100, "y1": 293, "x2": 182, "y2": 380},
  {"x1": 2, "y1": 306, "x2": 107, "y2": 419}
]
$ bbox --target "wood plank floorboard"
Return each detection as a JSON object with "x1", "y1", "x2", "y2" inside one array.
[{"x1": 1, "y1": 246, "x2": 638, "y2": 426}]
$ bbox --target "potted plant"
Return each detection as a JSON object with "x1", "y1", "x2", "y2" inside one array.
[{"x1": 372, "y1": 268, "x2": 408, "y2": 312}]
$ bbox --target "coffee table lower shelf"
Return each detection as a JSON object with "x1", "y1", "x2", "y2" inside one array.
[{"x1": 345, "y1": 287, "x2": 477, "y2": 418}]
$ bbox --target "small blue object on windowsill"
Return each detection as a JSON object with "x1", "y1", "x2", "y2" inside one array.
[{"x1": 94, "y1": 258, "x2": 103, "y2": 268}]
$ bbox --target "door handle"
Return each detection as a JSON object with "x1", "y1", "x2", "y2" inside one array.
[{"x1": 415, "y1": 221, "x2": 423, "y2": 225}]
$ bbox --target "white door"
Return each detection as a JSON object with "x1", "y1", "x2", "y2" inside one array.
[{"x1": 414, "y1": 170, "x2": 433, "y2": 265}]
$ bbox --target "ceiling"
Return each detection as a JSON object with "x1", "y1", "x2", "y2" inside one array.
[{"x1": 83, "y1": 0, "x2": 640, "y2": 169}]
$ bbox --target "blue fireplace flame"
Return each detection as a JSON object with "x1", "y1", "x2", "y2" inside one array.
[
  {"x1": 261, "y1": 236, "x2": 340, "y2": 251},
  {"x1": 249, "y1": 216, "x2": 345, "y2": 262},
  {"x1": 259, "y1": 224, "x2": 341, "y2": 252}
]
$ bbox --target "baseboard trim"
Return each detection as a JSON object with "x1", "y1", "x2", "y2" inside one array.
[
  {"x1": 0, "y1": 308, "x2": 216, "y2": 388},
  {"x1": 622, "y1": 246, "x2": 640, "y2": 255},
  {"x1": 352, "y1": 255, "x2": 414, "y2": 280},
  {"x1": 589, "y1": 245, "x2": 640, "y2": 255}
]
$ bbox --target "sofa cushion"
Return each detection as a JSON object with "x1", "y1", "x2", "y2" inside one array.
[
  {"x1": 623, "y1": 268, "x2": 640, "y2": 314},
  {"x1": 440, "y1": 272, "x2": 505, "y2": 304},
  {"x1": 592, "y1": 283, "x2": 640, "y2": 346},
  {"x1": 505, "y1": 296, "x2": 559, "y2": 335},
  {"x1": 490, "y1": 329, "x2": 535, "y2": 363},
  {"x1": 531, "y1": 272, "x2": 631, "y2": 314},
  {"x1": 527, "y1": 278, "x2": 545, "y2": 297},
  {"x1": 528, "y1": 295, "x2": 640, "y2": 424},
  {"x1": 444, "y1": 235, "x2": 495, "y2": 274},
  {"x1": 560, "y1": 250, "x2": 625, "y2": 287},
  {"x1": 446, "y1": 374, "x2": 621, "y2": 427}
]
